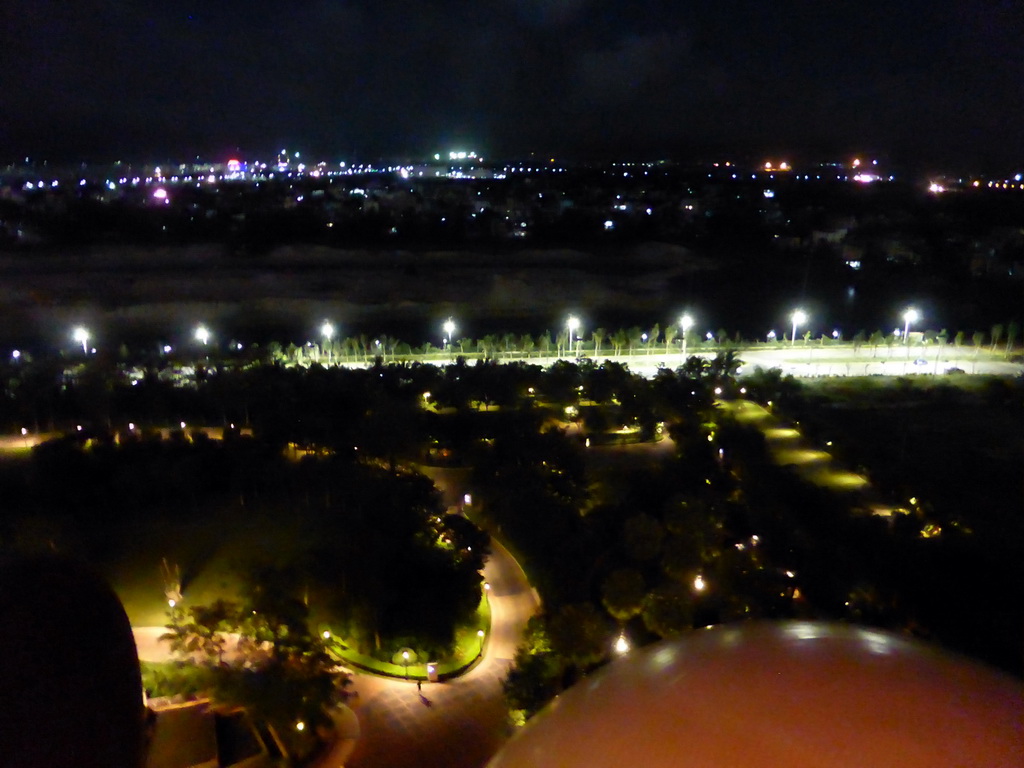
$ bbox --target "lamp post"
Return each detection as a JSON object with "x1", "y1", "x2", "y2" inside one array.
[
  {"x1": 72, "y1": 327, "x2": 89, "y2": 355},
  {"x1": 321, "y1": 321, "x2": 335, "y2": 365},
  {"x1": 402, "y1": 650, "x2": 410, "y2": 679},
  {"x1": 790, "y1": 309, "x2": 807, "y2": 346},
  {"x1": 902, "y1": 307, "x2": 919, "y2": 352},
  {"x1": 443, "y1": 318, "x2": 456, "y2": 357},
  {"x1": 195, "y1": 325, "x2": 210, "y2": 346},
  {"x1": 566, "y1": 315, "x2": 580, "y2": 358},
  {"x1": 680, "y1": 314, "x2": 694, "y2": 360},
  {"x1": 477, "y1": 629, "x2": 486, "y2": 660}
]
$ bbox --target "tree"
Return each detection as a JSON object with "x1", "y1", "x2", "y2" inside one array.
[
  {"x1": 623, "y1": 513, "x2": 665, "y2": 562},
  {"x1": 547, "y1": 603, "x2": 610, "y2": 669},
  {"x1": 601, "y1": 568, "x2": 646, "y2": 622},
  {"x1": 990, "y1": 324, "x2": 1004, "y2": 352},
  {"x1": 641, "y1": 583, "x2": 694, "y2": 639},
  {"x1": 520, "y1": 334, "x2": 535, "y2": 358},
  {"x1": 869, "y1": 330, "x2": 885, "y2": 357},
  {"x1": 1006, "y1": 320, "x2": 1020, "y2": 353},
  {"x1": 664, "y1": 324, "x2": 678, "y2": 353},
  {"x1": 611, "y1": 329, "x2": 628, "y2": 357},
  {"x1": 591, "y1": 328, "x2": 606, "y2": 358}
]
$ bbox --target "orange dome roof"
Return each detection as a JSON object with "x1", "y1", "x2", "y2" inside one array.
[{"x1": 488, "y1": 622, "x2": 1023, "y2": 768}]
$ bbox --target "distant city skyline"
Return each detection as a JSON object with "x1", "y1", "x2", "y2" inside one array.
[{"x1": 2, "y1": 1, "x2": 1022, "y2": 170}]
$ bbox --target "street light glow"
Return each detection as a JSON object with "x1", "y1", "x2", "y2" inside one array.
[
  {"x1": 790, "y1": 309, "x2": 807, "y2": 346},
  {"x1": 321, "y1": 321, "x2": 335, "y2": 340},
  {"x1": 902, "y1": 307, "x2": 920, "y2": 346},
  {"x1": 614, "y1": 633, "x2": 631, "y2": 655},
  {"x1": 443, "y1": 317, "x2": 456, "y2": 350},
  {"x1": 73, "y1": 327, "x2": 89, "y2": 354},
  {"x1": 680, "y1": 314, "x2": 694, "y2": 359},
  {"x1": 194, "y1": 325, "x2": 210, "y2": 345},
  {"x1": 566, "y1": 315, "x2": 581, "y2": 357}
]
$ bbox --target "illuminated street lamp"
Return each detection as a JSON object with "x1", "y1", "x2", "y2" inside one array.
[
  {"x1": 902, "y1": 307, "x2": 919, "y2": 348},
  {"x1": 443, "y1": 318, "x2": 456, "y2": 347},
  {"x1": 790, "y1": 309, "x2": 807, "y2": 346},
  {"x1": 402, "y1": 649, "x2": 410, "y2": 678},
  {"x1": 680, "y1": 314, "x2": 694, "y2": 359},
  {"x1": 73, "y1": 327, "x2": 89, "y2": 355},
  {"x1": 566, "y1": 315, "x2": 581, "y2": 358},
  {"x1": 194, "y1": 325, "x2": 210, "y2": 346},
  {"x1": 321, "y1": 321, "x2": 335, "y2": 364},
  {"x1": 477, "y1": 629, "x2": 486, "y2": 660}
]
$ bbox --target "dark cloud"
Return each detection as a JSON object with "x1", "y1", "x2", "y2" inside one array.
[{"x1": 1, "y1": 0, "x2": 1021, "y2": 167}]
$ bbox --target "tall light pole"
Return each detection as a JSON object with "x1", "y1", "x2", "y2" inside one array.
[
  {"x1": 194, "y1": 325, "x2": 210, "y2": 346},
  {"x1": 680, "y1": 314, "x2": 694, "y2": 360},
  {"x1": 791, "y1": 309, "x2": 807, "y2": 346},
  {"x1": 566, "y1": 315, "x2": 581, "y2": 358},
  {"x1": 72, "y1": 327, "x2": 89, "y2": 355},
  {"x1": 321, "y1": 320, "x2": 335, "y2": 365},
  {"x1": 443, "y1": 318, "x2": 456, "y2": 355},
  {"x1": 477, "y1": 629, "x2": 486, "y2": 660},
  {"x1": 902, "y1": 307, "x2": 919, "y2": 350}
]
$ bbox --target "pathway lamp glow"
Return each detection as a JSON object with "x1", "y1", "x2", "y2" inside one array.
[
  {"x1": 477, "y1": 629, "x2": 486, "y2": 659},
  {"x1": 402, "y1": 650, "x2": 410, "y2": 678},
  {"x1": 614, "y1": 633, "x2": 631, "y2": 655},
  {"x1": 680, "y1": 314, "x2": 694, "y2": 359},
  {"x1": 73, "y1": 327, "x2": 89, "y2": 354},
  {"x1": 902, "y1": 307, "x2": 919, "y2": 347},
  {"x1": 790, "y1": 310, "x2": 807, "y2": 346}
]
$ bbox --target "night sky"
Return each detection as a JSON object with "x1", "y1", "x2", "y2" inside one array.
[{"x1": 2, "y1": 1, "x2": 1021, "y2": 168}]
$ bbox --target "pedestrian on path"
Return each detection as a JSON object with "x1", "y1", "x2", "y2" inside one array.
[{"x1": 416, "y1": 680, "x2": 422, "y2": 692}]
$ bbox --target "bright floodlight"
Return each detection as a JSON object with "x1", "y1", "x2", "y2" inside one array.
[
  {"x1": 321, "y1": 321, "x2": 335, "y2": 340},
  {"x1": 443, "y1": 318, "x2": 456, "y2": 337},
  {"x1": 790, "y1": 309, "x2": 807, "y2": 346},
  {"x1": 680, "y1": 314, "x2": 695, "y2": 357},
  {"x1": 73, "y1": 327, "x2": 89, "y2": 354},
  {"x1": 902, "y1": 307, "x2": 920, "y2": 347},
  {"x1": 194, "y1": 325, "x2": 210, "y2": 345},
  {"x1": 567, "y1": 315, "x2": 580, "y2": 333}
]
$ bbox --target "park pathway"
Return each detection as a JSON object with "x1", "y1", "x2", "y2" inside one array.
[
  {"x1": 132, "y1": 538, "x2": 539, "y2": 768},
  {"x1": 339, "y1": 538, "x2": 536, "y2": 768}
]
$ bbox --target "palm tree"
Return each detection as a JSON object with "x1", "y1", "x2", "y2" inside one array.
[
  {"x1": 521, "y1": 333, "x2": 535, "y2": 358},
  {"x1": 592, "y1": 328, "x2": 606, "y2": 358},
  {"x1": 612, "y1": 329, "x2": 627, "y2": 357},
  {"x1": 664, "y1": 325, "x2": 677, "y2": 354}
]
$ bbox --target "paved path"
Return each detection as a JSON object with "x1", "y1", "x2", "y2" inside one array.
[
  {"x1": 340, "y1": 538, "x2": 536, "y2": 768},
  {"x1": 133, "y1": 538, "x2": 538, "y2": 768}
]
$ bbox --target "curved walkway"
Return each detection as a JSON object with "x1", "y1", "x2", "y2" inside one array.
[{"x1": 133, "y1": 536, "x2": 538, "y2": 768}]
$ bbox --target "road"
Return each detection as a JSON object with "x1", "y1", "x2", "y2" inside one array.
[{"x1": 338, "y1": 342, "x2": 1022, "y2": 380}]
